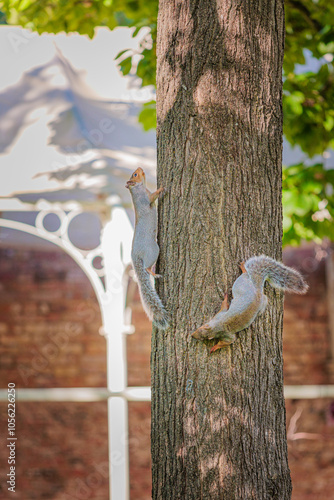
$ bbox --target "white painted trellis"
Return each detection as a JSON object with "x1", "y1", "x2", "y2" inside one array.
[{"x1": 0, "y1": 206, "x2": 151, "y2": 500}]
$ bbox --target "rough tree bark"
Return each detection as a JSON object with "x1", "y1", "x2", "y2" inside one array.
[{"x1": 152, "y1": 1, "x2": 290, "y2": 499}]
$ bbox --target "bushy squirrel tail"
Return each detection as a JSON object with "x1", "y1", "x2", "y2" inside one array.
[
  {"x1": 132, "y1": 256, "x2": 169, "y2": 330},
  {"x1": 245, "y1": 255, "x2": 309, "y2": 294}
]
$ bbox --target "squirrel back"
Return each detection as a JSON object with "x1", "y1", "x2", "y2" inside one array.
[{"x1": 130, "y1": 182, "x2": 159, "y2": 268}]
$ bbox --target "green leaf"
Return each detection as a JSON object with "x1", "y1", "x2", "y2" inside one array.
[
  {"x1": 114, "y1": 48, "x2": 131, "y2": 60},
  {"x1": 138, "y1": 100, "x2": 156, "y2": 131},
  {"x1": 119, "y1": 56, "x2": 132, "y2": 76},
  {"x1": 324, "y1": 115, "x2": 334, "y2": 131}
]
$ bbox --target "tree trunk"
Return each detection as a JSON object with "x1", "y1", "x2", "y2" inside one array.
[{"x1": 152, "y1": 1, "x2": 290, "y2": 499}]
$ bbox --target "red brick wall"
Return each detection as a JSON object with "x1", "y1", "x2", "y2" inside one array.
[
  {"x1": 283, "y1": 246, "x2": 334, "y2": 499},
  {"x1": 0, "y1": 248, "x2": 106, "y2": 389},
  {"x1": 128, "y1": 402, "x2": 151, "y2": 500},
  {"x1": 283, "y1": 246, "x2": 332, "y2": 386},
  {"x1": 0, "y1": 401, "x2": 109, "y2": 499},
  {"x1": 127, "y1": 287, "x2": 152, "y2": 498},
  {"x1": 0, "y1": 248, "x2": 110, "y2": 499},
  {"x1": 286, "y1": 398, "x2": 334, "y2": 500}
]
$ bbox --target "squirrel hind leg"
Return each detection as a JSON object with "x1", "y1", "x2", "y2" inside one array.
[
  {"x1": 219, "y1": 293, "x2": 229, "y2": 312},
  {"x1": 258, "y1": 295, "x2": 268, "y2": 314},
  {"x1": 239, "y1": 262, "x2": 247, "y2": 274}
]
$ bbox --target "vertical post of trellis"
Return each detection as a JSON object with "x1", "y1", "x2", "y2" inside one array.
[{"x1": 101, "y1": 207, "x2": 133, "y2": 500}]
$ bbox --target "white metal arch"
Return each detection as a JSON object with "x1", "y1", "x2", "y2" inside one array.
[{"x1": 0, "y1": 212, "x2": 105, "y2": 302}]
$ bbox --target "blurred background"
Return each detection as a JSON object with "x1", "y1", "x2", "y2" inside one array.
[{"x1": 0, "y1": 1, "x2": 334, "y2": 499}]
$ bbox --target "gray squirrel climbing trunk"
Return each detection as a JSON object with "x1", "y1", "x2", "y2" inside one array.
[{"x1": 152, "y1": 1, "x2": 291, "y2": 499}]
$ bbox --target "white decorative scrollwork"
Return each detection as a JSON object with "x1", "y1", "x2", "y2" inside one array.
[{"x1": 0, "y1": 210, "x2": 106, "y2": 299}]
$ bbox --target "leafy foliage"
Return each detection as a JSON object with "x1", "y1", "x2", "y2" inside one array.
[
  {"x1": 0, "y1": 0, "x2": 334, "y2": 244},
  {"x1": 283, "y1": 163, "x2": 334, "y2": 245},
  {"x1": 0, "y1": 0, "x2": 158, "y2": 38},
  {"x1": 284, "y1": 1, "x2": 334, "y2": 158},
  {"x1": 283, "y1": 67, "x2": 334, "y2": 157},
  {"x1": 283, "y1": 1, "x2": 334, "y2": 244}
]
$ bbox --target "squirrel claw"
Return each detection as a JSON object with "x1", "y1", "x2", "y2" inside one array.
[
  {"x1": 219, "y1": 293, "x2": 229, "y2": 312},
  {"x1": 210, "y1": 340, "x2": 231, "y2": 353},
  {"x1": 146, "y1": 267, "x2": 162, "y2": 279},
  {"x1": 210, "y1": 343, "x2": 223, "y2": 354},
  {"x1": 239, "y1": 261, "x2": 247, "y2": 274}
]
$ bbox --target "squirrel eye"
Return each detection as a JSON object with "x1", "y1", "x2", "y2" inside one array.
[{"x1": 134, "y1": 173, "x2": 137, "y2": 177}]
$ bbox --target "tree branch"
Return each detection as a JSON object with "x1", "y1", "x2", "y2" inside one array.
[{"x1": 287, "y1": 0, "x2": 322, "y2": 32}]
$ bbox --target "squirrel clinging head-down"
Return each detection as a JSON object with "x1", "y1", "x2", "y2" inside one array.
[{"x1": 191, "y1": 256, "x2": 308, "y2": 353}]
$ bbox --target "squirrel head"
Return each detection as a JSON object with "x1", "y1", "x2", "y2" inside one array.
[
  {"x1": 125, "y1": 167, "x2": 146, "y2": 189},
  {"x1": 191, "y1": 323, "x2": 213, "y2": 340}
]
